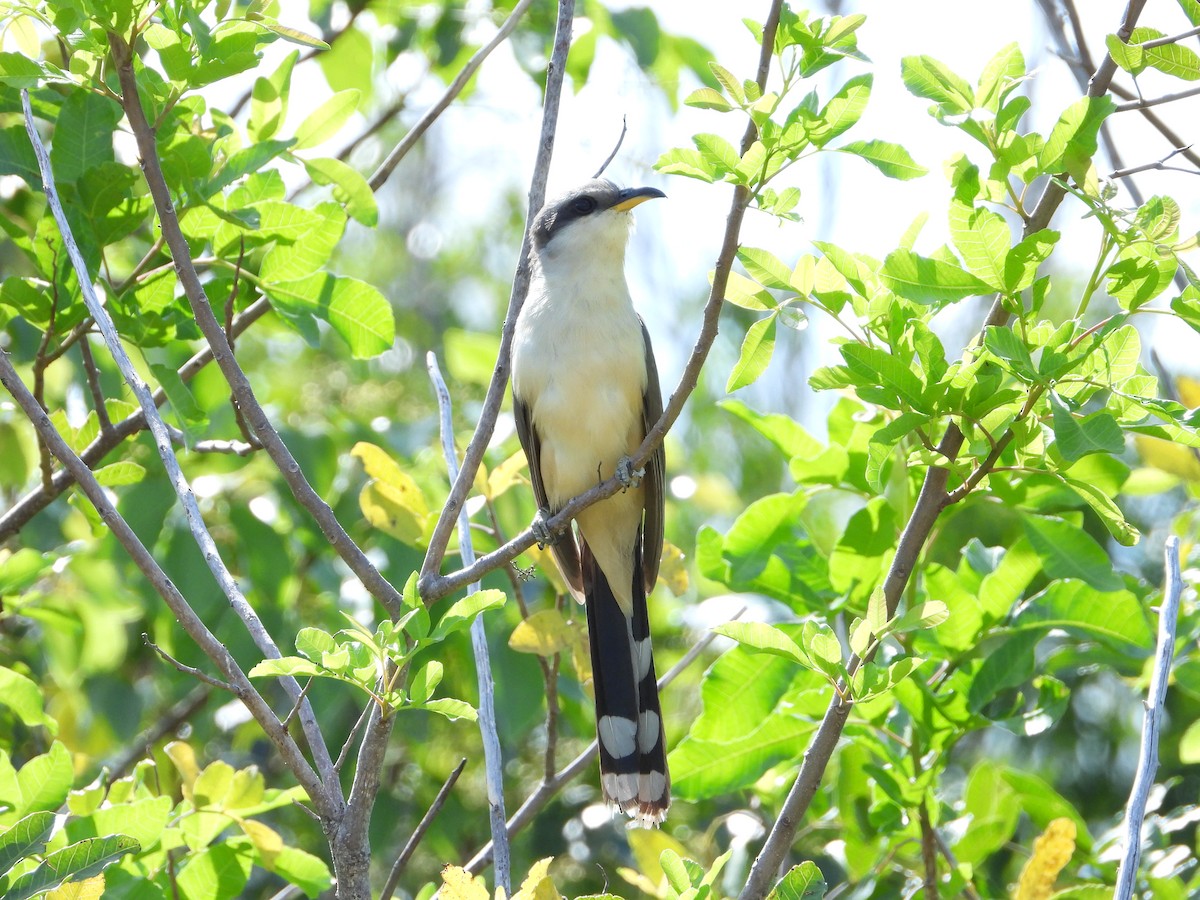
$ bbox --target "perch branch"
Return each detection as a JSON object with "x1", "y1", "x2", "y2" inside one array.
[{"x1": 379, "y1": 758, "x2": 468, "y2": 900}]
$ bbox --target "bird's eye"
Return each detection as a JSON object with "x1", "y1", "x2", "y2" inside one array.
[{"x1": 572, "y1": 196, "x2": 597, "y2": 215}]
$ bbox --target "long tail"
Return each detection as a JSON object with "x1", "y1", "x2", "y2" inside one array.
[{"x1": 582, "y1": 538, "x2": 670, "y2": 827}]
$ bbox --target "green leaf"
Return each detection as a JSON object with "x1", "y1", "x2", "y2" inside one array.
[
  {"x1": 983, "y1": 325, "x2": 1038, "y2": 381},
  {"x1": 292, "y1": 89, "x2": 361, "y2": 151},
  {"x1": 13, "y1": 741, "x2": 72, "y2": 818},
  {"x1": 685, "y1": 87, "x2": 734, "y2": 111},
  {"x1": 150, "y1": 363, "x2": 210, "y2": 443},
  {"x1": 48, "y1": 90, "x2": 121, "y2": 185},
  {"x1": 655, "y1": 146, "x2": 717, "y2": 182},
  {"x1": 669, "y1": 713, "x2": 813, "y2": 801},
  {"x1": 880, "y1": 249, "x2": 988, "y2": 304},
  {"x1": 977, "y1": 43, "x2": 1025, "y2": 112},
  {"x1": 811, "y1": 74, "x2": 872, "y2": 147},
  {"x1": 1020, "y1": 517, "x2": 1124, "y2": 592},
  {"x1": 710, "y1": 621, "x2": 805, "y2": 665},
  {"x1": 248, "y1": 657, "x2": 325, "y2": 679},
  {"x1": 1049, "y1": 393, "x2": 1125, "y2": 462},
  {"x1": 840, "y1": 344, "x2": 929, "y2": 413},
  {"x1": 693, "y1": 133, "x2": 740, "y2": 175},
  {"x1": 0, "y1": 667, "x2": 56, "y2": 734},
  {"x1": 418, "y1": 698, "x2": 477, "y2": 721},
  {"x1": 709, "y1": 62, "x2": 745, "y2": 105},
  {"x1": 300, "y1": 157, "x2": 378, "y2": 226},
  {"x1": 766, "y1": 861, "x2": 827, "y2": 900},
  {"x1": 689, "y1": 644, "x2": 798, "y2": 742},
  {"x1": 949, "y1": 202, "x2": 1010, "y2": 290},
  {"x1": 249, "y1": 49, "x2": 298, "y2": 141},
  {"x1": 1065, "y1": 477, "x2": 1139, "y2": 546},
  {"x1": 835, "y1": 140, "x2": 927, "y2": 180},
  {"x1": 0, "y1": 811, "x2": 55, "y2": 877},
  {"x1": 4, "y1": 834, "x2": 140, "y2": 900},
  {"x1": 726, "y1": 313, "x2": 777, "y2": 392},
  {"x1": 1106, "y1": 241, "x2": 1178, "y2": 310},
  {"x1": 1038, "y1": 96, "x2": 1115, "y2": 175},
  {"x1": 718, "y1": 399, "x2": 824, "y2": 459},
  {"x1": 1004, "y1": 229, "x2": 1060, "y2": 293},
  {"x1": 738, "y1": 247, "x2": 794, "y2": 291},
  {"x1": 900, "y1": 55, "x2": 974, "y2": 112},
  {"x1": 249, "y1": 14, "x2": 330, "y2": 50},
  {"x1": 264, "y1": 273, "x2": 395, "y2": 358},
  {"x1": 1012, "y1": 579, "x2": 1153, "y2": 650},
  {"x1": 723, "y1": 271, "x2": 775, "y2": 310},
  {"x1": 431, "y1": 589, "x2": 506, "y2": 641}
]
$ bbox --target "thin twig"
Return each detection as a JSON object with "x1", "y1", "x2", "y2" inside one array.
[
  {"x1": 1109, "y1": 145, "x2": 1196, "y2": 179},
  {"x1": 78, "y1": 336, "x2": 112, "y2": 433},
  {"x1": 464, "y1": 611, "x2": 738, "y2": 874},
  {"x1": 144, "y1": 634, "x2": 235, "y2": 691},
  {"x1": 593, "y1": 116, "x2": 628, "y2": 178},
  {"x1": 22, "y1": 87, "x2": 338, "y2": 800},
  {"x1": 334, "y1": 700, "x2": 374, "y2": 774},
  {"x1": 1114, "y1": 536, "x2": 1183, "y2": 899},
  {"x1": 379, "y1": 758, "x2": 468, "y2": 900},
  {"x1": 1108, "y1": 82, "x2": 1200, "y2": 170},
  {"x1": 111, "y1": 34, "x2": 403, "y2": 637},
  {"x1": 1131, "y1": 24, "x2": 1200, "y2": 50},
  {"x1": 417, "y1": 0, "x2": 575, "y2": 599},
  {"x1": 1115, "y1": 83, "x2": 1200, "y2": 112},
  {"x1": 0, "y1": 348, "x2": 332, "y2": 816},
  {"x1": 368, "y1": 0, "x2": 537, "y2": 192},
  {"x1": 428, "y1": 351, "x2": 510, "y2": 893}
]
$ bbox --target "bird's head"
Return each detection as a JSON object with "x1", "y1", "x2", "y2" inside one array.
[{"x1": 531, "y1": 179, "x2": 665, "y2": 271}]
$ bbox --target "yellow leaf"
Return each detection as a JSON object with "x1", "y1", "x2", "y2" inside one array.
[
  {"x1": 1134, "y1": 435, "x2": 1200, "y2": 481},
  {"x1": 657, "y1": 542, "x2": 689, "y2": 597},
  {"x1": 360, "y1": 481, "x2": 425, "y2": 544},
  {"x1": 524, "y1": 543, "x2": 570, "y2": 597},
  {"x1": 1177, "y1": 375, "x2": 1200, "y2": 408},
  {"x1": 165, "y1": 741, "x2": 199, "y2": 798},
  {"x1": 1014, "y1": 817, "x2": 1076, "y2": 900},
  {"x1": 441, "y1": 864, "x2": 490, "y2": 900},
  {"x1": 626, "y1": 829, "x2": 691, "y2": 896},
  {"x1": 351, "y1": 442, "x2": 429, "y2": 517},
  {"x1": 487, "y1": 451, "x2": 529, "y2": 501},
  {"x1": 509, "y1": 609, "x2": 572, "y2": 656},
  {"x1": 512, "y1": 858, "x2": 560, "y2": 900},
  {"x1": 48, "y1": 875, "x2": 105, "y2": 900},
  {"x1": 616, "y1": 866, "x2": 663, "y2": 899},
  {"x1": 240, "y1": 818, "x2": 284, "y2": 863}
]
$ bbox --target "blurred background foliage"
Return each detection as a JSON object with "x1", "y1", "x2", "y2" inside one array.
[{"x1": 3, "y1": 0, "x2": 1200, "y2": 898}]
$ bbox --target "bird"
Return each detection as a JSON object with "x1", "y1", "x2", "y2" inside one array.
[{"x1": 510, "y1": 178, "x2": 669, "y2": 827}]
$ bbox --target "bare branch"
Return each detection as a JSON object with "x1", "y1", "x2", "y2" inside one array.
[
  {"x1": 379, "y1": 758, "x2": 468, "y2": 900},
  {"x1": 428, "y1": 351, "x2": 510, "y2": 892},
  {"x1": 1115, "y1": 536, "x2": 1184, "y2": 898},
  {"x1": 77, "y1": 336, "x2": 112, "y2": 434},
  {"x1": 144, "y1": 634, "x2": 235, "y2": 691},
  {"x1": 0, "y1": 348, "x2": 333, "y2": 817},
  {"x1": 335, "y1": 700, "x2": 374, "y2": 774},
  {"x1": 1116, "y1": 83, "x2": 1200, "y2": 112},
  {"x1": 1134, "y1": 25, "x2": 1200, "y2": 50},
  {"x1": 593, "y1": 116, "x2": 628, "y2": 178},
  {"x1": 419, "y1": 0, "x2": 576, "y2": 599},
  {"x1": 22, "y1": 86, "x2": 338, "y2": 800},
  {"x1": 1109, "y1": 144, "x2": 1197, "y2": 179},
  {"x1": 111, "y1": 34, "x2": 404, "y2": 632},
  {"x1": 368, "y1": 0, "x2": 537, "y2": 192}
]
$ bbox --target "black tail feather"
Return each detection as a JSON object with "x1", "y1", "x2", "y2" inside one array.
[{"x1": 582, "y1": 538, "x2": 670, "y2": 826}]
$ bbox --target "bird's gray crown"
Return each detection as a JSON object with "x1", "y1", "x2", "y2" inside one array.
[{"x1": 531, "y1": 179, "x2": 665, "y2": 251}]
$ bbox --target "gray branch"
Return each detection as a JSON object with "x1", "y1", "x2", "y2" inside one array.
[
  {"x1": 427, "y1": 352, "x2": 510, "y2": 892},
  {"x1": 1114, "y1": 536, "x2": 1184, "y2": 899},
  {"x1": 21, "y1": 88, "x2": 337, "y2": 798}
]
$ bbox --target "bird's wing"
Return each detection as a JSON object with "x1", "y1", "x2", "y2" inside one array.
[
  {"x1": 513, "y1": 393, "x2": 584, "y2": 596},
  {"x1": 639, "y1": 318, "x2": 665, "y2": 594}
]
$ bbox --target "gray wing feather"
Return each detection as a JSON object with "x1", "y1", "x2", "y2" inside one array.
[
  {"x1": 639, "y1": 319, "x2": 665, "y2": 594},
  {"x1": 513, "y1": 393, "x2": 584, "y2": 596}
]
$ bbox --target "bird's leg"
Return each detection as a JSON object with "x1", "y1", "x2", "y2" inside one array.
[
  {"x1": 531, "y1": 507, "x2": 558, "y2": 548},
  {"x1": 615, "y1": 456, "x2": 645, "y2": 491}
]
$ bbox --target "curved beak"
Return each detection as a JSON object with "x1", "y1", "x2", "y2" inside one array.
[{"x1": 612, "y1": 186, "x2": 667, "y2": 212}]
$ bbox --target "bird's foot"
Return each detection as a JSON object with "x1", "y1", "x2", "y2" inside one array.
[
  {"x1": 615, "y1": 456, "x2": 645, "y2": 491},
  {"x1": 531, "y1": 507, "x2": 557, "y2": 548}
]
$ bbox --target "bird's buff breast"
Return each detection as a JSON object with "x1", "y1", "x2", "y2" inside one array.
[{"x1": 513, "y1": 297, "x2": 647, "y2": 506}]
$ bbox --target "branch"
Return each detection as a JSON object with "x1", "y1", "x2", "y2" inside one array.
[
  {"x1": 0, "y1": 297, "x2": 270, "y2": 541},
  {"x1": 144, "y1": 634, "x2": 235, "y2": 691},
  {"x1": 22, "y1": 87, "x2": 337, "y2": 797},
  {"x1": 1115, "y1": 83, "x2": 1200, "y2": 112},
  {"x1": 0, "y1": 348, "x2": 333, "y2": 818},
  {"x1": 367, "y1": 0, "x2": 536, "y2": 192},
  {"x1": 1114, "y1": 536, "x2": 1183, "y2": 899},
  {"x1": 593, "y1": 116, "x2": 628, "y2": 178},
  {"x1": 1109, "y1": 144, "x2": 1197, "y2": 179},
  {"x1": 418, "y1": 0, "x2": 575, "y2": 599},
  {"x1": 379, "y1": 758, "x2": 467, "y2": 900},
  {"x1": 464, "y1": 610, "x2": 736, "y2": 875},
  {"x1": 428, "y1": 351, "x2": 511, "y2": 892},
  {"x1": 738, "y1": 2, "x2": 1149, "y2": 896},
  {"x1": 110, "y1": 34, "x2": 404, "y2": 631}
]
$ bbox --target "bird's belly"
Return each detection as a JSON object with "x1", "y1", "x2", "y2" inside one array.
[{"x1": 533, "y1": 342, "x2": 645, "y2": 506}]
